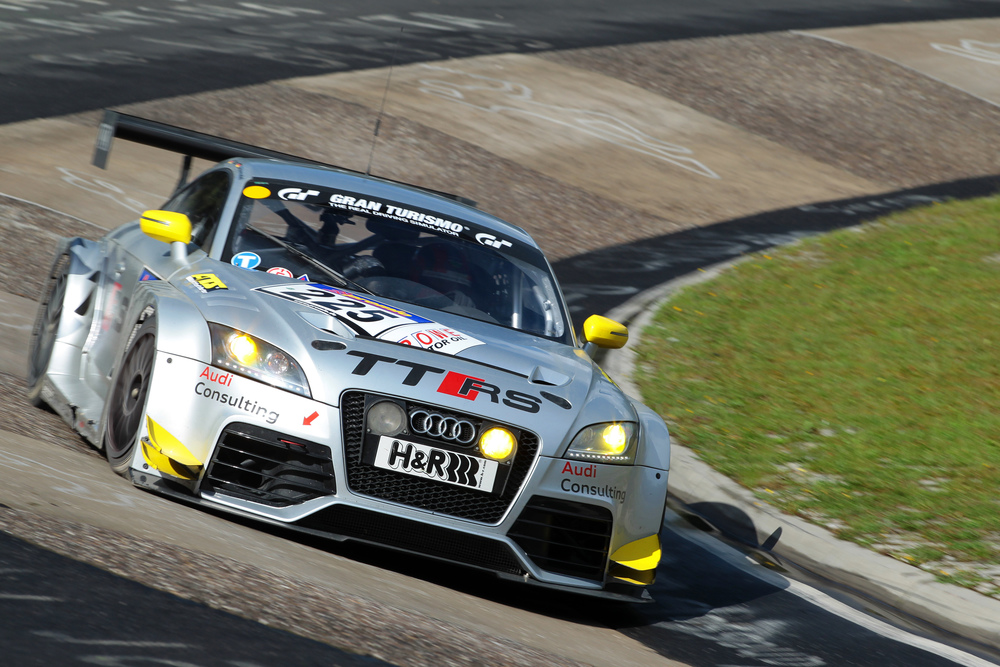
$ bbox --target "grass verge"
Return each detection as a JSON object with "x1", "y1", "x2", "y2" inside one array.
[{"x1": 634, "y1": 196, "x2": 1000, "y2": 596}]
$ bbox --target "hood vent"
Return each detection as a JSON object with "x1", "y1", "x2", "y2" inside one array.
[
  {"x1": 528, "y1": 365, "x2": 570, "y2": 387},
  {"x1": 203, "y1": 293, "x2": 258, "y2": 312}
]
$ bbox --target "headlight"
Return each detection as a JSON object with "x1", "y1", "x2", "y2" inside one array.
[
  {"x1": 564, "y1": 422, "x2": 638, "y2": 465},
  {"x1": 367, "y1": 400, "x2": 406, "y2": 436},
  {"x1": 209, "y1": 323, "x2": 310, "y2": 397},
  {"x1": 479, "y1": 426, "x2": 517, "y2": 462}
]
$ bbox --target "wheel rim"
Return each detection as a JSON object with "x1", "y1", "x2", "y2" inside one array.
[
  {"x1": 106, "y1": 331, "x2": 155, "y2": 460},
  {"x1": 28, "y1": 261, "x2": 69, "y2": 386}
]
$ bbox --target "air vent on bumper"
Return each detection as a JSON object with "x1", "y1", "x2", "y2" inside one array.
[
  {"x1": 202, "y1": 423, "x2": 335, "y2": 507},
  {"x1": 507, "y1": 496, "x2": 613, "y2": 582}
]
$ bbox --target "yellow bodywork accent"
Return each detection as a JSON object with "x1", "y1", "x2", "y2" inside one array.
[
  {"x1": 242, "y1": 185, "x2": 271, "y2": 199},
  {"x1": 609, "y1": 563, "x2": 656, "y2": 586},
  {"x1": 139, "y1": 210, "x2": 192, "y2": 245},
  {"x1": 142, "y1": 416, "x2": 202, "y2": 479},
  {"x1": 610, "y1": 534, "x2": 661, "y2": 571},
  {"x1": 583, "y1": 314, "x2": 629, "y2": 349}
]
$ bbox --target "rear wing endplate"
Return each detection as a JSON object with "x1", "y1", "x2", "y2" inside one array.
[{"x1": 92, "y1": 109, "x2": 475, "y2": 205}]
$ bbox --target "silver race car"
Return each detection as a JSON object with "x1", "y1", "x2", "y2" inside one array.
[{"x1": 27, "y1": 112, "x2": 670, "y2": 601}]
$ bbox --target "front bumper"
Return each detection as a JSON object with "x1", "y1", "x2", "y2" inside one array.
[{"x1": 134, "y1": 351, "x2": 668, "y2": 599}]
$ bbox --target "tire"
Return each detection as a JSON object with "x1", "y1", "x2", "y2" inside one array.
[
  {"x1": 26, "y1": 252, "x2": 71, "y2": 407},
  {"x1": 104, "y1": 315, "x2": 157, "y2": 476}
]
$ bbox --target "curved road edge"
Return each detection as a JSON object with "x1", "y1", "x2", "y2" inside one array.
[{"x1": 600, "y1": 244, "x2": 1000, "y2": 654}]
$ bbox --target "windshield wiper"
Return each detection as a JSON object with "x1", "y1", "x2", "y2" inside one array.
[{"x1": 245, "y1": 224, "x2": 375, "y2": 296}]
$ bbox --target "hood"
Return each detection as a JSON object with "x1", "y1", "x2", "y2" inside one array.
[{"x1": 172, "y1": 261, "x2": 637, "y2": 455}]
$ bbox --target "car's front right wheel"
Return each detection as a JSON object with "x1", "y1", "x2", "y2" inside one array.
[{"x1": 105, "y1": 315, "x2": 157, "y2": 476}]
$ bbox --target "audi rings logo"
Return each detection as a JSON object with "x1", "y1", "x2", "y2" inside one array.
[{"x1": 410, "y1": 410, "x2": 476, "y2": 444}]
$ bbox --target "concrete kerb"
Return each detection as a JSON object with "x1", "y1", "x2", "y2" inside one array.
[{"x1": 600, "y1": 262, "x2": 1000, "y2": 652}]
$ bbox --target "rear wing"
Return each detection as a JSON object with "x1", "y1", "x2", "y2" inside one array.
[{"x1": 92, "y1": 109, "x2": 475, "y2": 205}]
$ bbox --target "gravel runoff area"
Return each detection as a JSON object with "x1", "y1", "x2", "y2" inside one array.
[
  {"x1": 5, "y1": 26, "x2": 1000, "y2": 664},
  {"x1": 542, "y1": 32, "x2": 1000, "y2": 190}
]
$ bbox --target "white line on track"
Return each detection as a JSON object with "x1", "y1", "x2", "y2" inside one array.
[{"x1": 670, "y1": 512, "x2": 996, "y2": 667}]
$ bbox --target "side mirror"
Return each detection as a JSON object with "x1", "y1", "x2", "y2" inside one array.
[
  {"x1": 582, "y1": 314, "x2": 629, "y2": 357},
  {"x1": 140, "y1": 210, "x2": 192, "y2": 264}
]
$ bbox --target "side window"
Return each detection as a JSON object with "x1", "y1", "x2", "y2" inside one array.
[{"x1": 162, "y1": 170, "x2": 232, "y2": 250}]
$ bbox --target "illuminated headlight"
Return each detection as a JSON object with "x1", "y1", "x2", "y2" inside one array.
[
  {"x1": 479, "y1": 427, "x2": 517, "y2": 462},
  {"x1": 210, "y1": 323, "x2": 310, "y2": 397},
  {"x1": 367, "y1": 401, "x2": 406, "y2": 436},
  {"x1": 226, "y1": 333, "x2": 258, "y2": 365},
  {"x1": 564, "y1": 422, "x2": 638, "y2": 464}
]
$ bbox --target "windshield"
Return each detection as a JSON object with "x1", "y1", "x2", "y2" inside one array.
[{"x1": 224, "y1": 180, "x2": 569, "y2": 341}]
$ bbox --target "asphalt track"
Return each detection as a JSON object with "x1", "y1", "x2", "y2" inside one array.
[
  {"x1": 3, "y1": 2, "x2": 1000, "y2": 667},
  {"x1": 3, "y1": 0, "x2": 1000, "y2": 124},
  {"x1": 553, "y1": 174, "x2": 1000, "y2": 328},
  {"x1": 0, "y1": 530, "x2": 388, "y2": 667}
]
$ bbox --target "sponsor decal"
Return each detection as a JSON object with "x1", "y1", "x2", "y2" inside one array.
[
  {"x1": 255, "y1": 283, "x2": 483, "y2": 355},
  {"x1": 242, "y1": 185, "x2": 271, "y2": 199},
  {"x1": 139, "y1": 268, "x2": 159, "y2": 281},
  {"x1": 561, "y1": 461, "x2": 597, "y2": 478},
  {"x1": 244, "y1": 180, "x2": 544, "y2": 265},
  {"x1": 561, "y1": 478, "x2": 627, "y2": 504},
  {"x1": 266, "y1": 266, "x2": 294, "y2": 277},
  {"x1": 475, "y1": 232, "x2": 513, "y2": 250},
  {"x1": 278, "y1": 187, "x2": 319, "y2": 201},
  {"x1": 194, "y1": 381, "x2": 278, "y2": 424},
  {"x1": 345, "y1": 350, "x2": 549, "y2": 414},
  {"x1": 329, "y1": 193, "x2": 384, "y2": 213},
  {"x1": 186, "y1": 273, "x2": 228, "y2": 293},
  {"x1": 387, "y1": 323, "x2": 481, "y2": 354},
  {"x1": 199, "y1": 366, "x2": 233, "y2": 387},
  {"x1": 373, "y1": 436, "x2": 497, "y2": 491},
  {"x1": 297, "y1": 274, "x2": 310, "y2": 281},
  {"x1": 231, "y1": 252, "x2": 261, "y2": 270},
  {"x1": 327, "y1": 191, "x2": 464, "y2": 236}
]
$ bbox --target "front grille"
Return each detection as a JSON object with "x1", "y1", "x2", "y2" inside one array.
[
  {"x1": 296, "y1": 505, "x2": 525, "y2": 575},
  {"x1": 508, "y1": 496, "x2": 613, "y2": 582},
  {"x1": 202, "y1": 423, "x2": 335, "y2": 507},
  {"x1": 341, "y1": 391, "x2": 539, "y2": 523}
]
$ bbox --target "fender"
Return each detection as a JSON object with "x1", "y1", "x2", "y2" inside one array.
[
  {"x1": 119, "y1": 280, "x2": 212, "y2": 362},
  {"x1": 96, "y1": 281, "x2": 212, "y2": 448},
  {"x1": 48, "y1": 237, "x2": 104, "y2": 349},
  {"x1": 633, "y1": 400, "x2": 671, "y2": 471},
  {"x1": 32, "y1": 236, "x2": 110, "y2": 446}
]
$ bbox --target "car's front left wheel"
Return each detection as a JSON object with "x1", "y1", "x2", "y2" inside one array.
[{"x1": 105, "y1": 315, "x2": 157, "y2": 476}]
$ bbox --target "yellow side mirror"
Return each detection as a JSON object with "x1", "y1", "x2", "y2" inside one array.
[
  {"x1": 140, "y1": 210, "x2": 192, "y2": 245},
  {"x1": 583, "y1": 314, "x2": 629, "y2": 349}
]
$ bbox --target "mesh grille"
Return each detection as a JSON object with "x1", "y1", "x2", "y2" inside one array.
[
  {"x1": 341, "y1": 391, "x2": 539, "y2": 524},
  {"x1": 296, "y1": 505, "x2": 525, "y2": 575},
  {"x1": 508, "y1": 496, "x2": 613, "y2": 582},
  {"x1": 203, "y1": 423, "x2": 335, "y2": 507}
]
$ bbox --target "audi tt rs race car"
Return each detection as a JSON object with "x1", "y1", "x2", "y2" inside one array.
[{"x1": 27, "y1": 112, "x2": 670, "y2": 601}]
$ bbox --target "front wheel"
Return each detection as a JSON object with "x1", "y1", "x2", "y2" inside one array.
[
  {"x1": 105, "y1": 315, "x2": 157, "y2": 476},
  {"x1": 26, "y1": 252, "x2": 71, "y2": 407}
]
